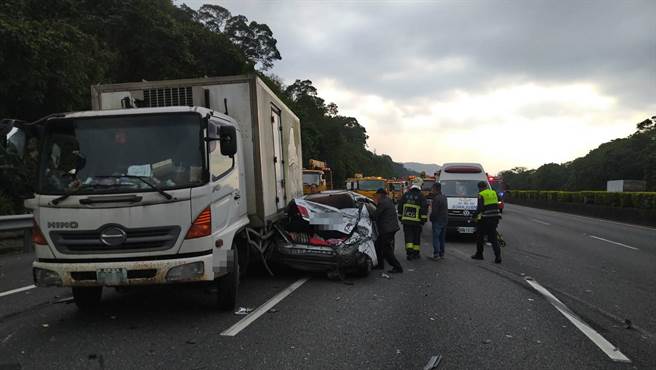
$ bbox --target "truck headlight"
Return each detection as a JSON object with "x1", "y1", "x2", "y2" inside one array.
[
  {"x1": 166, "y1": 262, "x2": 204, "y2": 282},
  {"x1": 33, "y1": 268, "x2": 62, "y2": 287}
]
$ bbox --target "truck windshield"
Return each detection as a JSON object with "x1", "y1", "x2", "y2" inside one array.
[
  {"x1": 390, "y1": 183, "x2": 403, "y2": 191},
  {"x1": 440, "y1": 180, "x2": 480, "y2": 197},
  {"x1": 303, "y1": 172, "x2": 321, "y2": 185},
  {"x1": 358, "y1": 180, "x2": 385, "y2": 190},
  {"x1": 38, "y1": 113, "x2": 204, "y2": 195}
]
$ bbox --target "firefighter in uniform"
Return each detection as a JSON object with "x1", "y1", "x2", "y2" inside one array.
[
  {"x1": 397, "y1": 181, "x2": 428, "y2": 260},
  {"x1": 472, "y1": 181, "x2": 502, "y2": 263}
]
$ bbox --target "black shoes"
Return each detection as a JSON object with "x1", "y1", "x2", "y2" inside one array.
[
  {"x1": 471, "y1": 254, "x2": 484, "y2": 260},
  {"x1": 494, "y1": 257, "x2": 502, "y2": 264},
  {"x1": 388, "y1": 268, "x2": 403, "y2": 274}
]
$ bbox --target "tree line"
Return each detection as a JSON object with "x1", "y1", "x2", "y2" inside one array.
[
  {"x1": 500, "y1": 116, "x2": 656, "y2": 191},
  {"x1": 0, "y1": 0, "x2": 414, "y2": 212}
]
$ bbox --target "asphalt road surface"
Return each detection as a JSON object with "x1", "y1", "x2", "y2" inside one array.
[{"x1": 0, "y1": 204, "x2": 654, "y2": 369}]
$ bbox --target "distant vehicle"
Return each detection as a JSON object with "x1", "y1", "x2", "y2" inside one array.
[
  {"x1": 438, "y1": 163, "x2": 490, "y2": 235},
  {"x1": 275, "y1": 190, "x2": 378, "y2": 277},
  {"x1": 303, "y1": 159, "x2": 333, "y2": 194},
  {"x1": 488, "y1": 175, "x2": 506, "y2": 213},
  {"x1": 345, "y1": 176, "x2": 387, "y2": 200},
  {"x1": 1, "y1": 75, "x2": 303, "y2": 311},
  {"x1": 386, "y1": 179, "x2": 407, "y2": 203},
  {"x1": 420, "y1": 175, "x2": 436, "y2": 202}
]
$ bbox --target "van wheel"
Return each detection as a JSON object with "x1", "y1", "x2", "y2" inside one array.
[
  {"x1": 217, "y1": 248, "x2": 239, "y2": 311},
  {"x1": 72, "y1": 287, "x2": 102, "y2": 311}
]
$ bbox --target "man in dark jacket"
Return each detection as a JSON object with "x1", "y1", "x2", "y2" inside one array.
[
  {"x1": 397, "y1": 183, "x2": 428, "y2": 260},
  {"x1": 430, "y1": 182, "x2": 448, "y2": 259},
  {"x1": 373, "y1": 189, "x2": 403, "y2": 273}
]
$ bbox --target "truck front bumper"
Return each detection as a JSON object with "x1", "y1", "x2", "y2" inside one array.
[{"x1": 32, "y1": 251, "x2": 225, "y2": 287}]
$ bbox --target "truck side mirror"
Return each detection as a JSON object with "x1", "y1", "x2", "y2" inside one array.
[{"x1": 219, "y1": 125, "x2": 237, "y2": 157}]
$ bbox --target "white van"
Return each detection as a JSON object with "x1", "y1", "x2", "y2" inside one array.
[{"x1": 437, "y1": 163, "x2": 489, "y2": 235}]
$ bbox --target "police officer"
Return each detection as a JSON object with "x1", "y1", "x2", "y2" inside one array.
[
  {"x1": 373, "y1": 188, "x2": 403, "y2": 273},
  {"x1": 397, "y1": 181, "x2": 428, "y2": 260},
  {"x1": 472, "y1": 181, "x2": 502, "y2": 263}
]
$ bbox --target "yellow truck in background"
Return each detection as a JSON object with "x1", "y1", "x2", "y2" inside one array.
[
  {"x1": 345, "y1": 175, "x2": 387, "y2": 200},
  {"x1": 386, "y1": 179, "x2": 407, "y2": 203},
  {"x1": 303, "y1": 159, "x2": 333, "y2": 194}
]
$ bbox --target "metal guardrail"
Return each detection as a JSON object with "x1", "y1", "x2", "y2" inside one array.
[{"x1": 0, "y1": 214, "x2": 33, "y2": 252}]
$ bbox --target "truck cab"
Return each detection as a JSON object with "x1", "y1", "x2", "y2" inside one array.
[
  {"x1": 2, "y1": 107, "x2": 245, "y2": 309},
  {"x1": 345, "y1": 176, "x2": 386, "y2": 200}
]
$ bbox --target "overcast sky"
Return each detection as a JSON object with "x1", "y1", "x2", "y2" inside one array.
[{"x1": 184, "y1": 0, "x2": 655, "y2": 174}]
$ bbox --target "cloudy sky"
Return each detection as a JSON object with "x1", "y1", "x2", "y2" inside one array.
[{"x1": 185, "y1": 0, "x2": 655, "y2": 174}]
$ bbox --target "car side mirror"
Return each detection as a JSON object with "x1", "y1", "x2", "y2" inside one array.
[{"x1": 219, "y1": 125, "x2": 237, "y2": 157}]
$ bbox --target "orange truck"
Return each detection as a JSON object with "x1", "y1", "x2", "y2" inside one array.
[{"x1": 303, "y1": 159, "x2": 333, "y2": 194}]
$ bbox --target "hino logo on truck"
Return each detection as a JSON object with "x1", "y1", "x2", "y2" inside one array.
[{"x1": 47, "y1": 221, "x2": 79, "y2": 229}]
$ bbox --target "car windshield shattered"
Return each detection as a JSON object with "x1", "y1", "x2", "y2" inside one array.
[{"x1": 39, "y1": 113, "x2": 204, "y2": 194}]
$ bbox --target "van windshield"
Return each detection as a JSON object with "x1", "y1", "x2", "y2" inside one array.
[
  {"x1": 440, "y1": 180, "x2": 481, "y2": 197},
  {"x1": 38, "y1": 113, "x2": 204, "y2": 195}
]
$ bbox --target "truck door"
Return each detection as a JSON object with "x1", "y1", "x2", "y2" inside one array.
[{"x1": 271, "y1": 106, "x2": 285, "y2": 209}]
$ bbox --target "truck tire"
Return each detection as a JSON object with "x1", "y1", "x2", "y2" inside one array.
[
  {"x1": 217, "y1": 248, "x2": 239, "y2": 311},
  {"x1": 72, "y1": 286, "x2": 102, "y2": 311}
]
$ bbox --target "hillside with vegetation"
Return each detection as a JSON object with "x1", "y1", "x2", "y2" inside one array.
[
  {"x1": 0, "y1": 0, "x2": 413, "y2": 213},
  {"x1": 500, "y1": 116, "x2": 656, "y2": 191}
]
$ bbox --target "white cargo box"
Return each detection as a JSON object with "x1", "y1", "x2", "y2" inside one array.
[{"x1": 91, "y1": 75, "x2": 303, "y2": 226}]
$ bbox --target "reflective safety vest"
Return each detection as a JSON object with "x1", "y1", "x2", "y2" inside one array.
[
  {"x1": 478, "y1": 188, "x2": 501, "y2": 220},
  {"x1": 399, "y1": 189, "x2": 428, "y2": 224}
]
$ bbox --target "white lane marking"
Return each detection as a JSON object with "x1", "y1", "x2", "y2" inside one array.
[
  {"x1": 221, "y1": 278, "x2": 309, "y2": 337},
  {"x1": 525, "y1": 277, "x2": 631, "y2": 363},
  {"x1": 589, "y1": 235, "x2": 639, "y2": 251},
  {"x1": 531, "y1": 218, "x2": 551, "y2": 226},
  {"x1": 0, "y1": 284, "x2": 36, "y2": 298}
]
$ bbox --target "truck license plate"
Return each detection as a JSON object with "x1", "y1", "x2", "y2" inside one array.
[
  {"x1": 457, "y1": 227, "x2": 476, "y2": 234},
  {"x1": 96, "y1": 268, "x2": 128, "y2": 286}
]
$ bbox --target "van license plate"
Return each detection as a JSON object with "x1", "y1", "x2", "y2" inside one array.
[
  {"x1": 457, "y1": 227, "x2": 476, "y2": 234},
  {"x1": 97, "y1": 268, "x2": 128, "y2": 286}
]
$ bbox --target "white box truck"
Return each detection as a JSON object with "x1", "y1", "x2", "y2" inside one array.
[{"x1": 1, "y1": 75, "x2": 302, "y2": 310}]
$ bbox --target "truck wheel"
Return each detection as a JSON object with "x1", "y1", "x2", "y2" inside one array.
[
  {"x1": 217, "y1": 248, "x2": 240, "y2": 311},
  {"x1": 72, "y1": 287, "x2": 102, "y2": 311}
]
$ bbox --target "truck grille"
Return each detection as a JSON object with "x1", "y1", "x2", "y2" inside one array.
[
  {"x1": 142, "y1": 87, "x2": 193, "y2": 107},
  {"x1": 50, "y1": 226, "x2": 181, "y2": 254}
]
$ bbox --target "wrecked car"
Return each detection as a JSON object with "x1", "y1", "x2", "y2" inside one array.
[{"x1": 274, "y1": 191, "x2": 378, "y2": 277}]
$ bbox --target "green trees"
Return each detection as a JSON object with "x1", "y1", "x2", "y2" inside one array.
[{"x1": 500, "y1": 116, "x2": 656, "y2": 191}]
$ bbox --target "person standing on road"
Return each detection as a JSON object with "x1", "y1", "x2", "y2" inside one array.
[
  {"x1": 373, "y1": 188, "x2": 404, "y2": 273},
  {"x1": 472, "y1": 181, "x2": 502, "y2": 263},
  {"x1": 397, "y1": 181, "x2": 428, "y2": 260},
  {"x1": 430, "y1": 182, "x2": 448, "y2": 259}
]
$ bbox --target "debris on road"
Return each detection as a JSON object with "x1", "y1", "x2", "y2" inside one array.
[
  {"x1": 41, "y1": 324, "x2": 49, "y2": 328},
  {"x1": 423, "y1": 354, "x2": 443, "y2": 370},
  {"x1": 482, "y1": 339, "x2": 492, "y2": 344},
  {"x1": 625, "y1": 319, "x2": 632, "y2": 329},
  {"x1": 268, "y1": 308, "x2": 279, "y2": 313},
  {"x1": 185, "y1": 340, "x2": 196, "y2": 345},
  {"x1": 335, "y1": 296, "x2": 341, "y2": 301},
  {"x1": 381, "y1": 273, "x2": 391, "y2": 279},
  {"x1": 430, "y1": 317, "x2": 435, "y2": 321},
  {"x1": 527, "y1": 298, "x2": 534, "y2": 302},
  {"x1": 234, "y1": 307, "x2": 253, "y2": 316},
  {"x1": 54, "y1": 297, "x2": 74, "y2": 304},
  {"x1": 505, "y1": 334, "x2": 513, "y2": 338},
  {"x1": 408, "y1": 269, "x2": 416, "y2": 272},
  {"x1": 396, "y1": 349, "x2": 401, "y2": 355}
]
